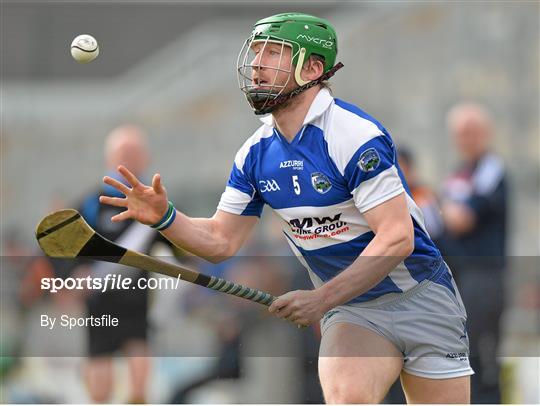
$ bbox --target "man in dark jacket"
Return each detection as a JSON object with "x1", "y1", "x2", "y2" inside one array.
[
  {"x1": 79, "y1": 125, "x2": 155, "y2": 403},
  {"x1": 440, "y1": 103, "x2": 507, "y2": 404}
]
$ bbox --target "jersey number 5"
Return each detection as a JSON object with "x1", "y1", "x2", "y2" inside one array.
[{"x1": 292, "y1": 175, "x2": 301, "y2": 195}]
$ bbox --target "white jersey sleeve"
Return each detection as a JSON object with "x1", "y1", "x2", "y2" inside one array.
[
  {"x1": 325, "y1": 103, "x2": 405, "y2": 212},
  {"x1": 216, "y1": 126, "x2": 272, "y2": 217}
]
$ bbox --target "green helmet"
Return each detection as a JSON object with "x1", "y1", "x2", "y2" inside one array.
[
  {"x1": 251, "y1": 12, "x2": 338, "y2": 78},
  {"x1": 237, "y1": 12, "x2": 339, "y2": 114}
]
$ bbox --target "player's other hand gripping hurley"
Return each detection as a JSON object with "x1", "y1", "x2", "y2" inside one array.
[
  {"x1": 269, "y1": 289, "x2": 331, "y2": 327},
  {"x1": 100, "y1": 165, "x2": 170, "y2": 225}
]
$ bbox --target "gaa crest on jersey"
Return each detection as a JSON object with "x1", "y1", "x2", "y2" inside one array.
[
  {"x1": 358, "y1": 148, "x2": 380, "y2": 172},
  {"x1": 311, "y1": 172, "x2": 332, "y2": 194},
  {"x1": 259, "y1": 179, "x2": 280, "y2": 193}
]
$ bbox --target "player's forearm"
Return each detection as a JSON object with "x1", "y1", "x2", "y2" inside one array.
[
  {"x1": 159, "y1": 210, "x2": 230, "y2": 262},
  {"x1": 317, "y1": 230, "x2": 414, "y2": 310}
]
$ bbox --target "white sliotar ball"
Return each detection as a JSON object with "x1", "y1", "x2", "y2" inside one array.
[{"x1": 70, "y1": 34, "x2": 99, "y2": 63}]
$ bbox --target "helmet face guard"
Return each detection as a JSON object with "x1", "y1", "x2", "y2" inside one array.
[
  {"x1": 237, "y1": 13, "x2": 341, "y2": 115},
  {"x1": 237, "y1": 34, "x2": 300, "y2": 114}
]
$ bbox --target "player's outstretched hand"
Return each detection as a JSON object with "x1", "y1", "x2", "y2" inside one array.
[{"x1": 99, "y1": 165, "x2": 169, "y2": 225}]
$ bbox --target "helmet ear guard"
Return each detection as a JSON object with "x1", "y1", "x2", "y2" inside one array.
[{"x1": 293, "y1": 48, "x2": 309, "y2": 86}]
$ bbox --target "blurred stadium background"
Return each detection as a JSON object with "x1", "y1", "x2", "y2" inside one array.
[{"x1": 1, "y1": 1, "x2": 538, "y2": 403}]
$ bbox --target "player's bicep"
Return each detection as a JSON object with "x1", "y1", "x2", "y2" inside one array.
[
  {"x1": 362, "y1": 192, "x2": 414, "y2": 256},
  {"x1": 362, "y1": 192, "x2": 411, "y2": 235}
]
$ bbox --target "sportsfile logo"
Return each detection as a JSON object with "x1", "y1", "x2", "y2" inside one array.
[
  {"x1": 259, "y1": 179, "x2": 280, "y2": 193},
  {"x1": 296, "y1": 34, "x2": 334, "y2": 49},
  {"x1": 41, "y1": 274, "x2": 182, "y2": 293}
]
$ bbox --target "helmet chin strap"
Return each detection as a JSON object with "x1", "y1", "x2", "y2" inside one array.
[{"x1": 253, "y1": 62, "x2": 344, "y2": 116}]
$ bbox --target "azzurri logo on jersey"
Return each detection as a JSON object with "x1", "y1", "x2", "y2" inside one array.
[
  {"x1": 279, "y1": 160, "x2": 304, "y2": 170},
  {"x1": 358, "y1": 148, "x2": 381, "y2": 172},
  {"x1": 311, "y1": 172, "x2": 332, "y2": 194}
]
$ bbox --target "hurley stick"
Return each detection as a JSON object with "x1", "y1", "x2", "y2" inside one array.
[{"x1": 36, "y1": 209, "x2": 276, "y2": 306}]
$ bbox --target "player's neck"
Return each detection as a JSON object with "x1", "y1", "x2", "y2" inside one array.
[{"x1": 272, "y1": 87, "x2": 320, "y2": 142}]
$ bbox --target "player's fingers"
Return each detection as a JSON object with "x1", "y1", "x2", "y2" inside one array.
[
  {"x1": 103, "y1": 176, "x2": 131, "y2": 195},
  {"x1": 283, "y1": 313, "x2": 308, "y2": 328},
  {"x1": 99, "y1": 195, "x2": 128, "y2": 207},
  {"x1": 110, "y1": 210, "x2": 132, "y2": 223},
  {"x1": 118, "y1": 165, "x2": 140, "y2": 188},
  {"x1": 285, "y1": 314, "x2": 298, "y2": 323},
  {"x1": 296, "y1": 319, "x2": 309, "y2": 328},
  {"x1": 152, "y1": 173, "x2": 164, "y2": 194},
  {"x1": 277, "y1": 306, "x2": 293, "y2": 319},
  {"x1": 268, "y1": 299, "x2": 284, "y2": 313}
]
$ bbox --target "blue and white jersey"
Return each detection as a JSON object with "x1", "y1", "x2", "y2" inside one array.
[{"x1": 218, "y1": 89, "x2": 448, "y2": 303}]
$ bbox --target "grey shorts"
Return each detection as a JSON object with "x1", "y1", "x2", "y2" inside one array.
[{"x1": 320, "y1": 264, "x2": 474, "y2": 379}]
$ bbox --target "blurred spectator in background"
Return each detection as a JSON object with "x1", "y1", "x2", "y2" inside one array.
[
  {"x1": 1, "y1": 230, "x2": 37, "y2": 381},
  {"x1": 76, "y1": 125, "x2": 158, "y2": 403},
  {"x1": 439, "y1": 103, "x2": 508, "y2": 403},
  {"x1": 397, "y1": 147, "x2": 444, "y2": 243}
]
